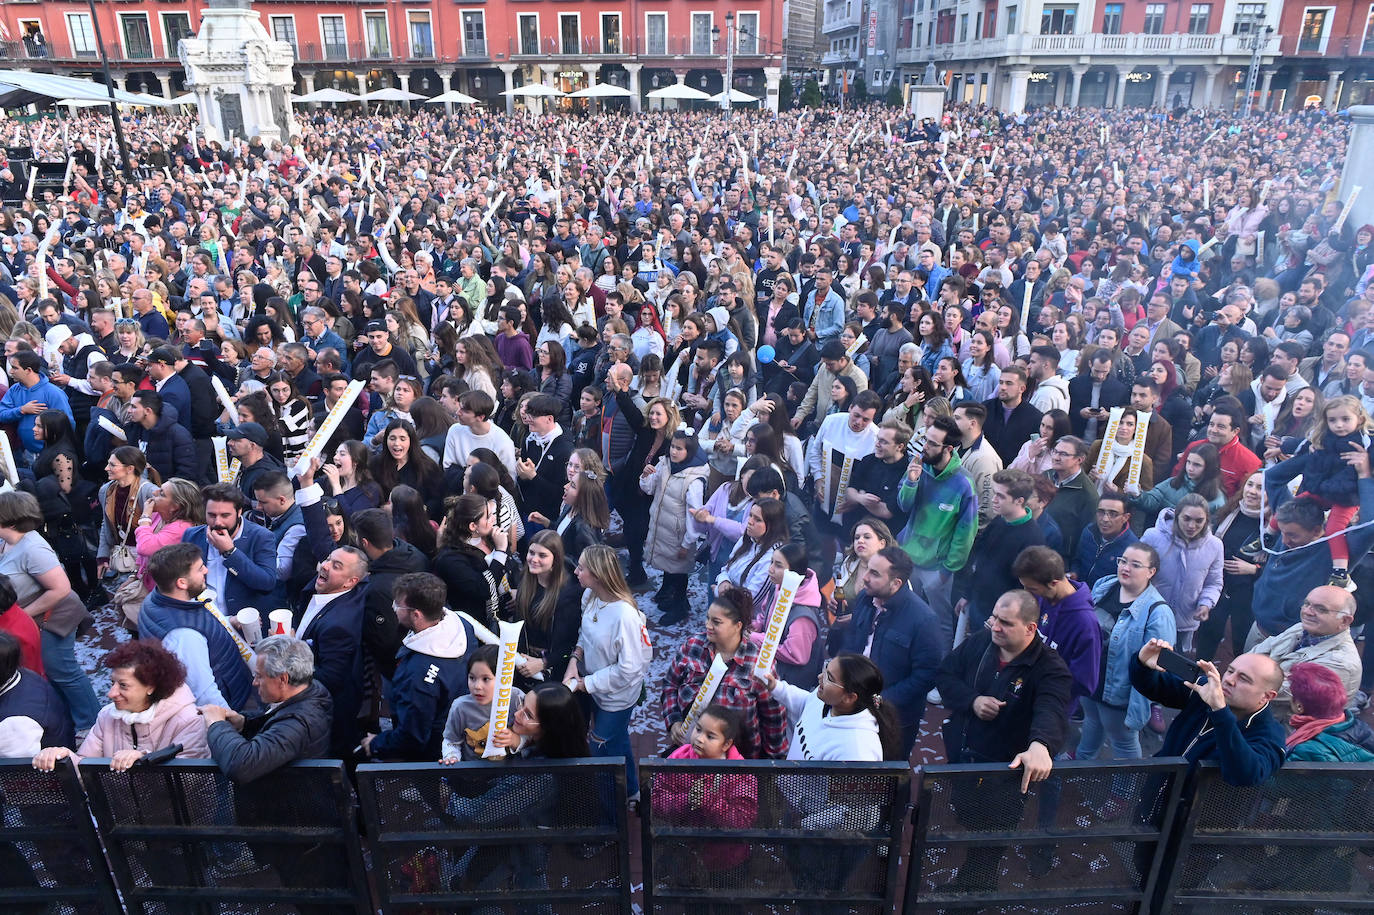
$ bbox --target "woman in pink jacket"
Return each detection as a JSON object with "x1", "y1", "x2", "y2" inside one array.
[
  {"x1": 748, "y1": 543, "x2": 824, "y2": 688},
  {"x1": 31, "y1": 640, "x2": 209, "y2": 771},
  {"x1": 132, "y1": 478, "x2": 205, "y2": 592}
]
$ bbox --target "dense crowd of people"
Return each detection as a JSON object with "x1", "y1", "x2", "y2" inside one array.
[{"x1": 0, "y1": 97, "x2": 1372, "y2": 893}]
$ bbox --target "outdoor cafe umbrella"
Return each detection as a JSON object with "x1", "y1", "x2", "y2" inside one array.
[
  {"x1": 569, "y1": 83, "x2": 633, "y2": 99},
  {"x1": 645, "y1": 84, "x2": 712, "y2": 101},
  {"x1": 425, "y1": 90, "x2": 480, "y2": 105}
]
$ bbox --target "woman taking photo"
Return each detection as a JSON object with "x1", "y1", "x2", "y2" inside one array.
[
  {"x1": 1079, "y1": 542, "x2": 1175, "y2": 764},
  {"x1": 510, "y1": 530, "x2": 583, "y2": 689},
  {"x1": 97, "y1": 447, "x2": 161, "y2": 580},
  {"x1": 1140, "y1": 493, "x2": 1224, "y2": 654},
  {"x1": 32, "y1": 639, "x2": 210, "y2": 770},
  {"x1": 1012, "y1": 409, "x2": 1071, "y2": 477},
  {"x1": 563, "y1": 545, "x2": 653, "y2": 804},
  {"x1": 715, "y1": 498, "x2": 790, "y2": 602},
  {"x1": 662, "y1": 587, "x2": 789, "y2": 759},
  {"x1": 1195, "y1": 471, "x2": 1264, "y2": 660},
  {"x1": 0, "y1": 490, "x2": 100, "y2": 731},
  {"x1": 434, "y1": 494, "x2": 510, "y2": 629}
]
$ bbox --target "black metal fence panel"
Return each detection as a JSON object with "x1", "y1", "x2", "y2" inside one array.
[
  {"x1": 906, "y1": 758, "x2": 1190, "y2": 914},
  {"x1": 79, "y1": 758, "x2": 370, "y2": 915},
  {"x1": 356, "y1": 758, "x2": 633, "y2": 914},
  {"x1": 0, "y1": 758, "x2": 121, "y2": 915},
  {"x1": 1162, "y1": 761, "x2": 1374, "y2": 914},
  {"x1": 639, "y1": 759, "x2": 911, "y2": 915}
]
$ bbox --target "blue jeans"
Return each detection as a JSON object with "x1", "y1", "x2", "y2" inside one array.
[
  {"x1": 42, "y1": 628, "x2": 101, "y2": 731},
  {"x1": 589, "y1": 701, "x2": 637, "y2": 797},
  {"x1": 1076, "y1": 697, "x2": 1142, "y2": 761}
]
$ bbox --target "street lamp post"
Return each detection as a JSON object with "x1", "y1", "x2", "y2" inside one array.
[
  {"x1": 87, "y1": 0, "x2": 134, "y2": 180},
  {"x1": 925, "y1": 0, "x2": 939, "y2": 86},
  {"x1": 724, "y1": 11, "x2": 735, "y2": 111}
]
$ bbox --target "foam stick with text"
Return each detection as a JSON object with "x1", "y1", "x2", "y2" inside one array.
[
  {"x1": 483, "y1": 620, "x2": 524, "y2": 758},
  {"x1": 753, "y1": 571, "x2": 803, "y2": 679}
]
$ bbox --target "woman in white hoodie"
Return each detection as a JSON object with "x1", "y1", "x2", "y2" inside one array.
[{"x1": 759, "y1": 652, "x2": 901, "y2": 763}]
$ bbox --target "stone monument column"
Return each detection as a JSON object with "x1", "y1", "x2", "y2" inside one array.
[{"x1": 179, "y1": 0, "x2": 297, "y2": 144}]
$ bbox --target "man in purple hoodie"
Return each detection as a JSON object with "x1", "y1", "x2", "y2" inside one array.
[{"x1": 1013, "y1": 545, "x2": 1103, "y2": 709}]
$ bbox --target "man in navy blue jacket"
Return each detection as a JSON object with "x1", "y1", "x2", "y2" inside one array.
[
  {"x1": 293, "y1": 544, "x2": 369, "y2": 757},
  {"x1": 827, "y1": 546, "x2": 941, "y2": 754},
  {"x1": 182, "y1": 484, "x2": 278, "y2": 616},
  {"x1": 361, "y1": 572, "x2": 475, "y2": 761},
  {"x1": 1131, "y1": 640, "x2": 1286, "y2": 786}
]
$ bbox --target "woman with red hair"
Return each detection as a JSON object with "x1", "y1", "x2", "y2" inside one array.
[
  {"x1": 1284, "y1": 663, "x2": 1374, "y2": 761},
  {"x1": 632, "y1": 301, "x2": 667, "y2": 361}
]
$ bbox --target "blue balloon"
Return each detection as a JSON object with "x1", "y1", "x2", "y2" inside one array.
[{"x1": 757, "y1": 345, "x2": 776, "y2": 364}]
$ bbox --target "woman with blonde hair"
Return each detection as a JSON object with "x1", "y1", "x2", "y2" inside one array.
[{"x1": 563, "y1": 544, "x2": 652, "y2": 804}]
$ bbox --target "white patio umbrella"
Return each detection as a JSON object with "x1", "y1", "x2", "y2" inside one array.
[
  {"x1": 169, "y1": 92, "x2": 198, "y2": 106},
  {"x1": 364, "y1": 87, "x2": 426, "y2": 102},
  {"x1": 124, "y1": 92, "x2": 175, "y2": 107},
  {"x1": 56, "y1": 98, "x2": 112, "y2": 108},
  {"x1": 294, "y1": 87, "x2": 362, "y2": 104},
  {"x1": 569, "y1": 83, "x2": 633, "y2": 99},
  {"x1": 501, "y1": 83, "x2": 565, "y2": 98},
  {"x1": 425, "y1": 89, "x2": 480, "y2": 105},
  {"x1": 709, "y1": 88, "x2": 760, "y2": 104},
  {"x1": 645, "y1": 84, "x2": 712, "y2": 101},
  {"x1": 0, "y1": 69, "x2": 157, "y2": 106}
]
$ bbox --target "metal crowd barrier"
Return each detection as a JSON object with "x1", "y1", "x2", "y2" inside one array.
[
  {"x1": 905, "y1": 758, "x2": 1190, "y2": 913},
  {"x1": 0, "y1": 758, "x2": 120, "y2": 914},
  {"x1": 639, "y1": 759, "x2": 911, "y2": 914},
  {"x1": 4, "y1": 755, "x2": 1373, "y2": 914},
  {"x1": 1160, "y1": 761, "x2": 1374, "y2": 914},
  {"x1": 356, "y1": 758, "x2": 633, "y2": 914},
  {"x1": 80, "y1": 758, "x2": 370, "y2": 915}
]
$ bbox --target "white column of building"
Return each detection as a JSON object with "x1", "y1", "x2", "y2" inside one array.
[
  {"x1": 625, "y1": 63, "x2": 643, "y2": 113},
  {"x1": 111, "y1": 73, "x2": 127, "y2": 94},
  {"x1": 1113, "y1": 65, "x2": 1132, "y2": 108},
  {"x1": 764, "y1": 66, "x2": 781, "y2": 114},
  {"x1": 1200, "y1": 65, "x2": 1221, "y2": 109},
  {"x1": 396, "y1": 71, "x2": 412, "y2": 112},
  {"x1": 356, "y1": 72, "x2": 368, "y2": 104},
  {"x1": 154, "y1": 71, "x2": 173, "y2": 99},
  {"x1": 1325, "y1": 70, "x2": 1344, "y2": 109},
  {"x1": 1258, "y1": 69, "x2": 1274, "y2": 111},
  {"x1": 1069, "y1": 65, "x2": 1087, "y2": 107},
  {"x1": 539, "y1": 63, "x2": 559, "y2": 115},
  {"x1": 1007, "y1": 68, "x2": 1031, "y2": 114},
  {"x1": 1155, "y1": 66, "x2": 1175, "y2": 107},
  {"x1": 581, "y1": 63, "x2": 601, "y2": 112},
  {"x1": 435, "y1": 67, "x2": 454, "y2": 114},
  {"x1": 500, "y1": 64, "x2": 518, "y2": 117}
]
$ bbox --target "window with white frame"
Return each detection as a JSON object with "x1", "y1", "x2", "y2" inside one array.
[
  {"x1": 1102, "y1": 3, "x2": 1123, "y2": 34},
  {"x1": 1364, "y1": 4, "x2": 1374, "y2": 53},
  {"x1": 601, "y1": 13, "x2": 621, "y2": 53},
  {"x1": 559, "y1": 13, "x2": 579, "y2": 54},
  {"x1": 321, "y1": 15, "x2": 347, "y2": 59},
  {"x1": 518, "y1": 13, "x2": 539, "y2": 56},
  {"x1": 462, "y1": 11, "x2": 487, "y2": 57},
  {"x1": 118, "y1": 12, "x2": 153, "y2": 59},
  {"x1": 1299, "y1": 7, "x2": 1332, "y2": 51},
  {"x1": 1040, "y1": 5, "x2": 1077, "y2": 34},
  {"x1": 1006, "y1": 5, "x2": 1018, "y2": 33},
  {"x1": 691, "y1": 12, "x2": 714, "y2": 55},
  {"x1": 161, "y1": 13, "x2": 192, "y2": 57},
  {"x1": 737, "y1": 12, "x2": 759, "y2": 54},
  {"x1": 1187, "y1": 3, "x2": 1211, "y2": 33},
  {"x1": 1232, "y1": 3, "x2": 1266, "y2": 33},
  {"x1": 408, "y1": 12, "x2": 432, "y2": 58},
  {"x1": 270, "y1": 16, "x2": 297, "y2": 51},
  {"x1": 364, "y1": 12, "x2": 389, "y2": 57},
  {"x1": 1143, "y1": 3, "x2": 1166, "y2": 33},
  {"x1": 66, "y1": 12, "x2": 96, "y2": 57},
  {"x1": 645, "y1": 12, "x2": 667, "y2": 55}
]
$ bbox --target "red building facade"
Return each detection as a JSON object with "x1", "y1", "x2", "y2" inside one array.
[{"x1": 1, "y1": 0, "x2": 787, "y2": 111}]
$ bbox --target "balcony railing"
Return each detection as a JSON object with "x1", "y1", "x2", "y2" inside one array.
[
  {"x1": 895, "y1": 29, "x2": 1281, "y2": 64},
  {"x1": 504, "y1": 34, "x2": 775, "y2": 59}
]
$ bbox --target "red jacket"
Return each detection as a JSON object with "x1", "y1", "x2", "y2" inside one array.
[
  {"x1": 1174, "y1": 435, "x2": 1261, "y2": 498},
  {"x1": 0, "y1": 602, "x2": 43, "y2": 675},
  {"x1": 652, "y1": 744, "x2": 758, "y2": 871}
]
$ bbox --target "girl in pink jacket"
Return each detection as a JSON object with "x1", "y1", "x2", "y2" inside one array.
[
  {"x1": 652, "y1": 705, "x2": 759, "y2": 878},
  {"x1": 32, "y1": 640, "x2": 210, "y2": 771}
]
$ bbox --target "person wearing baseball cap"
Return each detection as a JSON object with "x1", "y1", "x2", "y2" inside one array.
[
  {"x1": 351, "y1": 319, "x2": 418, "y2": 383},
  {"x1": 227, "y1": 422, "x2": 285, "y2": 505}
]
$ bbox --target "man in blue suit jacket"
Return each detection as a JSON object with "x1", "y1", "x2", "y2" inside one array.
[
  {"x1": 292, "y1": 545, "x2": 369, "y2": 757},
  {"x1": 827, "y1": 545, "x2": 942, "y2": 754},
  {"x1": 181, "y1": 484, "x2": 278, "y2": 616}
]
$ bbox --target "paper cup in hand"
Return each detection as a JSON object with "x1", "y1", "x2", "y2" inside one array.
[
  {"x1": 236, "y1": 608, "x2": 262, "y2": 645},
  {"x1": 268, "y1": 609, "x2": 293, "y2": 637}
]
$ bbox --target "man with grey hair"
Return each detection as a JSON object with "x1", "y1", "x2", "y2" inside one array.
[
  {"x1": 1249, "y1": 585, "x2": 1363, "y2": 718},
  {"x1": 202, "y1": 636, "x2": 333, "y2": 784}
]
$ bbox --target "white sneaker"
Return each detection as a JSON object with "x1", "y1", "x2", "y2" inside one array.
[{"x1": 927, "y1": 688, "x2": 943, "y2": 706}]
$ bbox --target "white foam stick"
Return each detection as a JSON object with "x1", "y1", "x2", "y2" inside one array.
[
  {"x1": 1113, "y1": 162, "x2": 1122, "y2": 186},
  {"x1": 1199, "y1": 236, "x2": 1221, "y2": 253},
  {"x1": 482, "y1": 620, "x2": 524, "y2": 758},
  {"x1": 785, "y1": 146, "x2": 798, "y2": 179},
  {"x1": 889, "y1": 225, "x2": 899, "y2": 249},
  {"x1": 1259, "y1": 179, "x2": 1273, "y2": 206},
  {"x1": 0, "y1": 434, "x2": 16, "y2": 487},
  {"x1": 354, "y1": 197, "x2": 365, "y2": 234},
  {"x1": 62, "y1": 158, "x2": 74, "y2": 192},
  {"x1": 26, "y1": 164, "x2": 38, "y2": 200},
  {"x1": 989, "y1": 146, "x2": 999, "y2": 170},
  {"x1": 480, "y1": 191, "x2": 507, "y2": 230},
  {"x1": 97, "y1": 415, "x2": 127, "y2": 441},
  {"x1": 684, "y1": 654, "x2": 729, "y2": 732},
  {"x1": 210, "y1": 375, "x2": 238, "y2": 421},
  {"x1": 1334, "y1": 186, "x2": 1362, "y2": 233},
  {"x1": 292, "y1": 379, "x2": 365, "y2": 478},
  {"x1": 1021, "y1": 282, "x2": 1033, "y2": 333},
  {"x1": 939, "y1": 158, "x2": 954, "y2": 183},
  {"x1": 644, "y1": 138, "x2": 653, "y2": 177},
  {"x1": 736, "y1": 141, "x2": 750, "y2": 187},
  {"x1": 1204, "y1": 178, "x2": 1211, "y2": 211},
  {"x1": 754, "y1": 571, "x2": 803, "y2": 678},
  {"x1": 956, "y1": 158, "x2": 968, "y2": 185}
]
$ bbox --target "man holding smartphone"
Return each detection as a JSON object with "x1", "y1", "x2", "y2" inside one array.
[{"x1": 1130, "y1": 639, "x2": 1286, "y2": 786}]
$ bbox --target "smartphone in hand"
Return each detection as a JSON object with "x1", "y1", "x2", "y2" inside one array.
[{"x1": 1157, "y1": 648, "x2": 1202, "y2": 683}]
